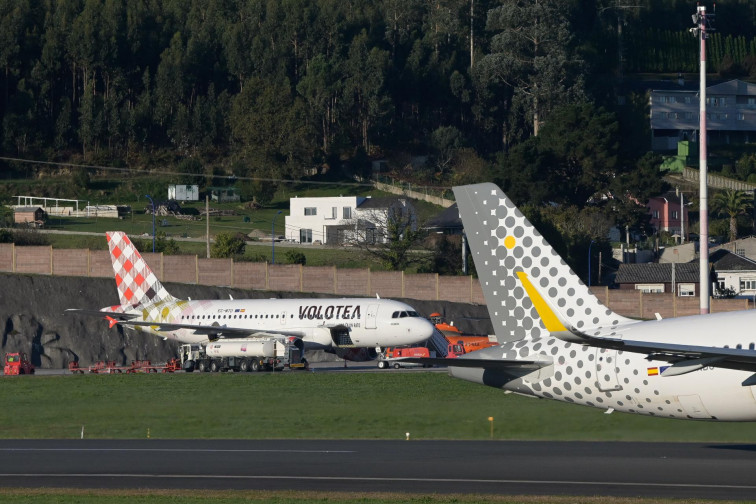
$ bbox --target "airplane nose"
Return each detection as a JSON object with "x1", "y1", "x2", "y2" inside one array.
[{"x1": 419, "y1": 318, "x2": 435, "y2": 339}]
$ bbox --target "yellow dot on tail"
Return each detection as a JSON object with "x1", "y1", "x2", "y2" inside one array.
[{"x1": 504, "y1": 236, "x2": 516, "y2": 249}]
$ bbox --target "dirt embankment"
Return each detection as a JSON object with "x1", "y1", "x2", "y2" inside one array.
[{"x1": 0, "y1": 273, "x2": 492, "y2": 368}]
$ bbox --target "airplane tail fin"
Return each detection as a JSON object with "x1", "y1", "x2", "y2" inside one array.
[
  {"x1": 106, "y1": 231, "x2": 175, "y2": 306},
  {"x1": 453, "y1": 183, "x2": 633, "y2": 342}
]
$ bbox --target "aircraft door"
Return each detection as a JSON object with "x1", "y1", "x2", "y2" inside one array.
[
  {"x1": 595, "y1": 347, "x2": 622, "y2": 391},
  {"x1": 366, "y1": 304, "x2": 378, "y2": 329},
  {"x1": 677, "y1": 394, "x2": 712, "y2": 419}
]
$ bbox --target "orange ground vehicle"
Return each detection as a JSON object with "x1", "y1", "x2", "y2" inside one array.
[
  {"x1": 430, "y1": 313, "x2": 498, "y2": 354},
  {"x1": 378, "y1": 346, "x2": 432, "y2": 369},
  {"x1": 4, "y1": 352, "x2": 35, "y2": 375}
]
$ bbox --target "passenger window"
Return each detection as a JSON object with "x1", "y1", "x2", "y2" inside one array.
[{"x1": 750, "y1": 343, "x2": 755, "y2": 350}]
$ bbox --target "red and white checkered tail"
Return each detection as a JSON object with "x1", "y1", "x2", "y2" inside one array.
[{"x1": 106, "y1": 231, "x2": 175, "y2": 306}]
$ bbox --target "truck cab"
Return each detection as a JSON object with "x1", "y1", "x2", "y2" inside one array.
[{"x1": 4, "y1": 352, "x2": 35, "y2": 375}]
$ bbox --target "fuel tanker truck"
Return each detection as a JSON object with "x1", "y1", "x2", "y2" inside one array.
[{"x1": 180, "y1": 337, "x2": 306, "y2": 372}]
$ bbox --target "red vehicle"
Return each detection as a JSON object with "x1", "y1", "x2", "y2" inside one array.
[
  {"x1": 378, "y1": 346, "x2": 433, "y2": 369},
  {"x1": 4, "y1": 352, "x2": 35, "y2": 375},
  {"x1": 430, "y1": 312, "x2": 498, "y2": 354}
]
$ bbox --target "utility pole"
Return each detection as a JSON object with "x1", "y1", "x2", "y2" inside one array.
[
  {"x1": 691, "y1": 5, "x2": 715, "y2": 314},
  {"x1": 470, "y1": 0, "x2": 474, "y2": 68},
  {"x1": 206, "y1": 195, "x2": 210, "y2": 258}
]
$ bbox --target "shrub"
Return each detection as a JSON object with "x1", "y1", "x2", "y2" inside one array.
[{"x1": 284, "y1": 250, "x2": 306, "y2": 265}]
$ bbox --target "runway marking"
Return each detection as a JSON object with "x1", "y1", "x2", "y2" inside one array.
[
  {"x1": 0, "y1": 449, "x2": 353, "y2": 454},
  {"x1": 0, "y1": 474, "x2": 755, "y2": 491}
]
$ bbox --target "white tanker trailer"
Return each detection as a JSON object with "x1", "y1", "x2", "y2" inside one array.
[{"x1": 180, "y1": 337, "x2": 306, "y2": 372}]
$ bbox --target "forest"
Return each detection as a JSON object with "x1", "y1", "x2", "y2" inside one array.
[{"x1": 1, "y1": 0, "x2": 756, "y2": 276}]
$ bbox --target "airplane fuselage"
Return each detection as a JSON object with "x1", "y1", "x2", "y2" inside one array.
[
  {"x1": 114, "y1": 297, "x2": 434, "y2": 350},
  {"x1": 453, "y1": 310, "x2": 756, "y2": 421}
]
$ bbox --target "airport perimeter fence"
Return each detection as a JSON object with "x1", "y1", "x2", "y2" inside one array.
[{"x1": 0, "y1": 243, "x2": 750, "y2": 318}]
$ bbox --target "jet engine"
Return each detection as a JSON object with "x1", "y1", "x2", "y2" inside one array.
[{"x1": 332, "y1": 346, "x2": 378, "y2": 362}]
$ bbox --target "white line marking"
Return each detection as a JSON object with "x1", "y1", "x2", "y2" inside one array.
[
  {"x1": 0, "y1": 449, "x2": 353, "y2": 454},
  {"x1": 0, "y1": 474, "x2": 753, "y2": 490}
]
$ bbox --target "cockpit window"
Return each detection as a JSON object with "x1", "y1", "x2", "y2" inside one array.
[
  {"x1": 399, "y1": 311, "x2": 408, "y2": 317},
  {"x1": 392, "y1": 311, "x2": 399, "y2": 318},
  {"x1": 407, "y1": 311, "x2": 419, "y2": 317}
]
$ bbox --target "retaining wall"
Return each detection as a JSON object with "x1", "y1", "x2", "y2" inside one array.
[{"x1": 0, "y1": 243, "x2": 748, "y2": 316}]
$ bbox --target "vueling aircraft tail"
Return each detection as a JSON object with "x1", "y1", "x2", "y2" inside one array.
[
  {"x1": 453, "y1": 183, "x2": 634, "y2": 342},
  {"x1": 106, "y1": 231, "x2": 175, "y2": 306}
]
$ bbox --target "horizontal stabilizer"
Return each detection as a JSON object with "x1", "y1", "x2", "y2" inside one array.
[
  {"x1": 400, "y1": 357, "x2": 547, "y2": 372},
  {"x1": 65, "y1": 308, "x2": 138, "y2": 321}
]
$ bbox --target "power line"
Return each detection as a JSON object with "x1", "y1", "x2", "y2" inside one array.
[{"x1": 0, "y1": 156, "x2": 453, "y2": 191}]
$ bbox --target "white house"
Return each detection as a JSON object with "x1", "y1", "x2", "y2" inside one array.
[
  {"x1": 168, "y1": 184, "x2": 199, "y2": 201},
  {"x1": 285, "y1": 196, "x2": 416, "y2": 245},
  {"x1": 711, "y1": 249, "x2": 756, "y2": 298}
]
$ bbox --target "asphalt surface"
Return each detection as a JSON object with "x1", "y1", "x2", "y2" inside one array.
[{"x1": 1, "y1": 439, "x2": 756, "y2": 500}]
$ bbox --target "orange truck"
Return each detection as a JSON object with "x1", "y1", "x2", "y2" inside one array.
[
  {"x1": 430, "y1": 312, "x2": 498, "y2": 354},
  {"x1": 378, "y1": 346, "x2": 433, "y2": 369},
  {"x1": 4, "y1": 352, "x2": 35, "y2": 375}
]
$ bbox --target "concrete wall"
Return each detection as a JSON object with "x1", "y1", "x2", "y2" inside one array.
[{"x1": 0, "y1": 243, "x2": 751, "y2": 317}]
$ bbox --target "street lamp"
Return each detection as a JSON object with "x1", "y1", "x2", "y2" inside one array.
[
  {"x1": 145, "y1": 194, "x2": 155, "y2": 253},
  {"x1": 588, "y1": 240, "x2": 596, "y2": 287},
  {"x1": 272, "y1": 210, "x2": 283, "y2": 264}
]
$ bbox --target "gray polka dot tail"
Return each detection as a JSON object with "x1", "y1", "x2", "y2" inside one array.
[{"x1": 443, "y1": 182, "x2": 756, "y2": 421}]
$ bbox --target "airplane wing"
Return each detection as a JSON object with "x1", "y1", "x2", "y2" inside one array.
[{"x1": 555, "y1": 329, "x2": 756, "y2": 377}]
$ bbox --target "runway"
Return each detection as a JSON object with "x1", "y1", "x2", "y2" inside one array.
[{"x1": 1, "y1": 439, "x2": 755, "y2": 500}]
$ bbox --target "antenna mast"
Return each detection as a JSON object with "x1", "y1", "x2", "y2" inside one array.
[{"x1": 691, "y1": 4, "x2": 715, "y2": 314}]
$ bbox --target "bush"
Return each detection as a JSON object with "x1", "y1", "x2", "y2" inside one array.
[
  {"x1": 11, "y1": 229, "x2": 50, "y2": 246},
  {"x1": 211, "y1": 232, "x2": 246, "y2": 258},
  {"x1": 284, "y1": 250, "x2": 306, "y2": 265}
]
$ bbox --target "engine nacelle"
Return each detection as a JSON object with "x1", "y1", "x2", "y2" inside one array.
[{"x1": 332, "y1": 346, "x2": 378, "y2": 362}]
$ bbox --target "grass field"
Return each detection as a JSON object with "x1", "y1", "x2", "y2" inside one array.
[
  {"x1": 3, "y1": 371, "x2": 756, "y2": 442},
  {"x1": 3, "y1": 372, "x2": 756, "y2": 503}
]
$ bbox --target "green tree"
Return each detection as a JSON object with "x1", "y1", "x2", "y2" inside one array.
[
  {"x1": 477, "y1": 0, "x2": 585, "y2": 137},
  {"x1": 211, "y1": 232, "x2": 246, "y2": 259},
  {"x1": 711, "y1": 190, "x2": 754, "y2": 242},
  {"x1": 284, "y1": 250, "x2": 306, "y2": 265},
  {"x1": 495, "y1": 103, "x2": 620, "y2": 208}
]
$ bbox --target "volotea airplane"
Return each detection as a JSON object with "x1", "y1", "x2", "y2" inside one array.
[
  {"x1": 410, "y1": 182, "x2": 756, "y2": 421},
  {"x1": 67, "y1": 232, "x2": 435, "y2": 363}
]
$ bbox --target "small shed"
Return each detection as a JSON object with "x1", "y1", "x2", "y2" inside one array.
[
  {"x1": 13, "y1": 206, "x2": 45, "y2": 227},
  {"x1": 168, "y1": 184, "x2": 199, "y2": 202},
  {"x1": 209, "y1": 186, "x2": 240, "y2": 203}
]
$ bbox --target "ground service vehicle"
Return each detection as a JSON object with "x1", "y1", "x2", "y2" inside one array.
[
  {"x1": 378, "y1": 346, "x2": 436, "y2": 369},
  {"x1": 180, "y1": 337, "x2": 306, "y2": 372},
  {"x1": 430, "y1": 312, "x2": 498, "y2": 353},
  {"x1": 4, "y1": 352, "x2": 35, "y2": 375}
]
